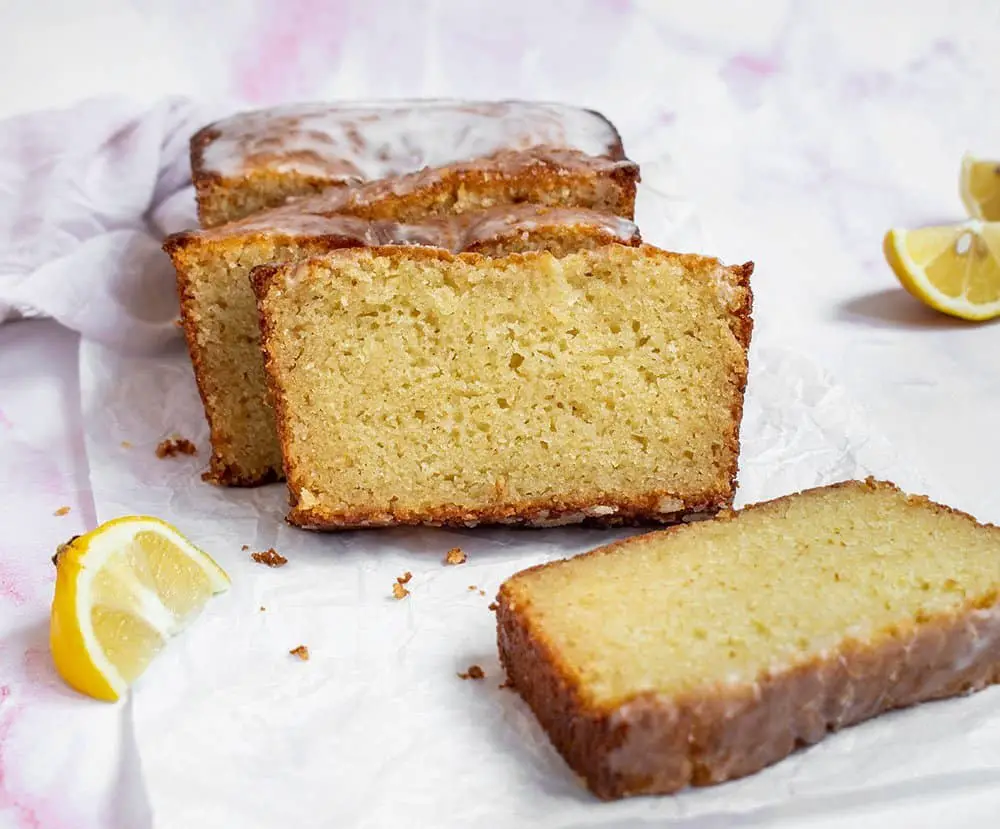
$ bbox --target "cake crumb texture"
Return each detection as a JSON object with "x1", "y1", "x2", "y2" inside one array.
[
  {"x1": 458, "y1": 665, "x2": 486, "y2": 680},
  {"x1": 289, "y1": 645, "x2": 310, "y2": 661},
  {"x1": 496, "y1": 479, "x2": 1000, "y2": 799},
  {"x1": 255, "y1": 244, "x2": 752, "y2": 529}
]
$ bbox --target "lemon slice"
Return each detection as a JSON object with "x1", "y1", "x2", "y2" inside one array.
[
  {"x1": 883, "y1": 220, "x2": 1000, "y2": 321},
  {"x1": 960, "y1": 155, "x2": 1000, "y2": 221},
  {"x1": 50, "y1": 516, "x2": 229, "y2": 701}
]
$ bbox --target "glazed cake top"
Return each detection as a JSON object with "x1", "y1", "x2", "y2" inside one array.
[
  {"x1": 166, "y1": 202, "x2": 640, "y2": 253},
  {"x1": 192, "y1": 100, "x2": 627, "y2": 182}
]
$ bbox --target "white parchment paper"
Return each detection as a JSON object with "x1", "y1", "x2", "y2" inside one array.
[{"x1": 75, "y1": 163, "x2": 1000, "y2": 827}]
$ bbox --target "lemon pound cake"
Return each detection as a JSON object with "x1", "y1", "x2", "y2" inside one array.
[
  {"x1": 192, "y1": 100, "x2": 629, "y2": 226},
  {"x1": 496, "y1": 479, "x2": 1000, "y2": 800},
  {"x1": 166, "y1": 206, "x2": 641, "y2": 486},
  {"x1": 253, "y1": 244, "x2": 753, "y2": 528}
]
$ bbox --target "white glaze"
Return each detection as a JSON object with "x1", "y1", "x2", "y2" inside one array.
[
  {"x1": 198, "y1": 100, "x2": 623, "y2": 181},
  {"x1": 188, "y1": 203, "x2": 638, "y2": 253}
]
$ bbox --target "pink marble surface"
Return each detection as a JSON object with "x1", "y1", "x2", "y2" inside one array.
[{"x1": 2, "y1": 1, "x2": 1000, "y2": 826}]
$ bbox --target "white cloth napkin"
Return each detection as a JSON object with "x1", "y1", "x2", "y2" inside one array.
[{"x1": 0, "y1": 96, "x2": 214, "y2": 351}]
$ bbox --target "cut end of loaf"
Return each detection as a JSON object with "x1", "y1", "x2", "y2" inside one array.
[{"x1": 255, "y1": 243, "x2": 753, "y2": 529}]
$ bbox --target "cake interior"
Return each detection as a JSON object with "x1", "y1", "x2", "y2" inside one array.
[
  {"x1": 505, "y1": 482, "x2": 1000, "y2": 706},
  {"x1": 262, "y1": 246, "x2": 748, "y2": 518}
]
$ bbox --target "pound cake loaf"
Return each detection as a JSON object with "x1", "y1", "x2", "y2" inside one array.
[
  {"x1": 253, "y1": 244, "x2": 753, "y2": 528},
  {"x1": 166, "y1": 206, "x2": 641, "y2": 486},
  {"x1": 192, "y1": 100, "x2": 630, "y2": 226},
  {"x1": 496, "y1": 479, "x2": 1000, "y2": 800}
]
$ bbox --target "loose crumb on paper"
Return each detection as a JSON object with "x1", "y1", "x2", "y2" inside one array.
[
  {"x1": 241, "y1": 544, "x2": 250, "y2": 551},
  {"x1": 289, "y1": 645, "x2": 309, "y2": 661},
  {"x1": 251, "y1": 548, "x2": 287, "y2": 567},
  {"x1": 259, "y1": 606, "x2": 266, "y2": 612},
  {"x1": 120, "y1": 440, "x2": 132, "y2": 449},
  {"x1": 467, "y1": 585, "x2": 486, "y2": 596},
  {"x1": 458, "y1": 665, "x2": 485, "y2": 680},
  {"x1": 397, "y1": 571, "x2": 413, "y2": 584},
  {"x1": 392, "y1": 581, "x2": 410, "y2": 600},
  {"x1": 444, "y1": 547, "x2": 467, "y2": 565},
  {"x1": 488, "y1": 602, "x2": 499, "y2": 612},
  {"x1": 53, "y1": 506, "x2": 70, "y2": 517},
  {"x1": 155, "y1": 437, "x2": 197, "y2": 458}
]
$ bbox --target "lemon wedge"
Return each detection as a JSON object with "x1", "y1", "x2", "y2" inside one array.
[
  {"x1": 883, "y1": 220, "x2": 1000, "y2": 321},
  {"x1": 50, "y1": 516, "x2": 229, "y2": 701},
  {"x1": 960, "y1": 155, "x2": 1000, "y2": 221}
]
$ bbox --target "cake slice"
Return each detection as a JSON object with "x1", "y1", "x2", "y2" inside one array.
[
  {"x1": 253, "y1": 244, "x2": 753, "y2": 528},
  {"x1": 166, "y1": 206, "x2": 641, "y2": 486},
  {"x1": 496, "y1": 479, "x2": 1000, "y2": 799},
  {"x1": 192, "y1": 100, "x2": 629, "y2": 226}
]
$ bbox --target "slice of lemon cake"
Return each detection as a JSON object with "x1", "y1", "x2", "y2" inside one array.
[
  {"x1": 253, "y1": 244, "x2": 753, "y2": 528},
  {"x1": 165, "y1": 205, "x2": 641, "y2": 486},
  {"x1": 496, "y1": 479, "x2": 1000, "y2": 799}
]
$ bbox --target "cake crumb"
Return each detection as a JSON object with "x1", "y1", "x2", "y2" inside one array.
[
  {"x1": 289, "y1": 645, "x2": 309, "y2": 661},
  {"x1": 458, "y1": 665, "x2": 485, "y2": 680},
  {"x1": 120, "y1": 440, "x2": 132, "y2": 449},
  {"x1": 444, "y1": 547, "x2": 467, "y2": 565},
  {"x1": 397, "y1": 571, "x2": 413, "y2": 584},
  {"x1": 241, "y1": 544, "x2": 250, "y2": 551},
  {"x1": 467, "y1": 585, "x2": 477, "y2": 591},
  {"x1": 259, "y1": 606, "x2": 266, "y2": 612},
  {"x1": 479, "y1": 589, "x2": 486, "y2": 596},
  {"x1": 251, "y1": 548, "x2": 287, "y2": 567},
  {"x1": 53, "y1": 506, "x2": 71, "y2": 517},
  {"x1": 392, "y1": 581, "x2": 410, "y2": 600},
  {"x1": 488, "y1": 602, "x2": 499, "y2": 612},
  {"x1": 155, "y1": 437, "x2": 197, "y2": 458}
]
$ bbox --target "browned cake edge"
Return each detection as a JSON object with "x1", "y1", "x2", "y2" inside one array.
[
  {"x1": 336, "y1": 155, "x2": 639, "y2": 225},
  {"x1": 252, "y1": 244, "x2": 754, "y2": 530},
  {"x1": 192, "y1": 148, "x2": 639, "y2": 229},
  {"x1": 495, "y1": 478, "x2": 1000, "y2": 800}
]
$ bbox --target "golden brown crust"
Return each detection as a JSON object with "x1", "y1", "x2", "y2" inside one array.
[
  {"x1": 190, "y1": 102, "x2": 633, "y2": 226},
  {"x1": 191, "y1": 124, "x2": 337, "y2": 227},
  {"x1": 253, "y1": 244, "x2": 753, "y2": 529},
  {"x1": 285, "y1": 490, "x2": 725, "y2": 531},
  {"x1": 495, "y1": 479, "x2": 1000, "y2": 799},
  {"x1": 318, "y1": 148, "x2": 638, "y2": 223},
  {"x1": 195, "y1": 148, "x2": 637, "y2": 229}
]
